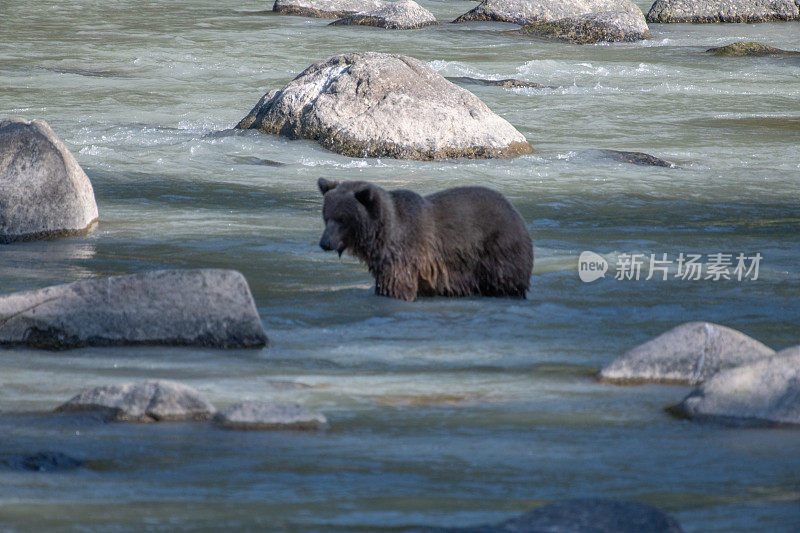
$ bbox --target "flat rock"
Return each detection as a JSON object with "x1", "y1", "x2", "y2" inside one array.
[
  {"x1": 1, "y1": 451, "x2": 84, "y2": 472},
  {"x1": 451, "y1": 499, "x2": 684, "y2": 532},
  {"x1": 0, "y1": 117, "x2": 98, "y2": 244},
  {"x1": 669, "y1": 346, "x2": 800, "y2": 427},
  {"x1": 235, "y1": 53, "x2": 532, "y2": 160},
  {"x1": 213, "y1": 401, "x2": 329, "y2": 430},
  {"x1": 273, "y1": 0, "x2": 384, "y2": 18},
  {"x1": 517, "y1": 9, "x2": 651, "y2": 43},
  {"x1": 599, "y1": 321, "x2": 775, "y2": 385},
  {"x1": 0, "y1": 269, "x2": 268, "y2": 350},
  {"x1": 330, "y1": 0, "x2": 438, "y2": 29},
  {"x1": 55, "y1": 380, "x2": 216, "y2": 423},
  {"x1": 587, "y1": 149, "x2": 675, "y2": 167},
  {"x1": 707, "y1": 41, "x2": 800, "y2": 56},
  {"x1": 646, "y1": 0, "x2": 800, "y2": 22},
  {"x1": 447, "y1": 76, "x2": 549, "y2": 89},
  {"x1": 453, "y1": 0, "x2": 649, "y2": 27}
]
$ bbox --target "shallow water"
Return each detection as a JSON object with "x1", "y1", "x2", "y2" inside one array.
[{"x1": 1, "y1": 1, "x2": 799, "y2": 531}]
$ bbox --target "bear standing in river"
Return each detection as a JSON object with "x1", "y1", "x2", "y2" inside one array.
[{"x1": 317, "y1": 178, "x2": 533, "y2": 301}]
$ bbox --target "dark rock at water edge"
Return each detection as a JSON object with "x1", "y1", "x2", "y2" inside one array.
[
  {"x1": 447, "y1": 76, "x2": 549, "y2": 89},
  {"x1": 707, "y1": 41, "x2": 800, "y2": 57},
  {"x1": 588, "y1": 149, "x2": 675, "y2": 167},
  {"x1": 2, "y1": 451, "x2": 84, "y2": 472},
  {"x1": 330, "y1": 0, "x2": 438, "y2": 29},
  {"x1": 448, "y1": 499, "x2": 684, "y2": 532},
  {"x1": 235, "y1": 53, "x2": 532, "y2": 160},
  {"x1": 0, "y1": 117, "x2": 98, "y2": 244},
  {"x1": 0, "y1": 269, "x2": 269, "y2": 350},
  {"x1": 669, "y1": 346, "x2": 800, "y2": 427},
  {"x1": 646, "y1": 0, "x2": 800, "y2": 23},
  {"x1": 56, "y1": 380, "x2": 217, "y2": 423}
]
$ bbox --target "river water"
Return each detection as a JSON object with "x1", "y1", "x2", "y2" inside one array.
[{"x1": 1, "y1": 1, "x2": 799, "y2": 531}]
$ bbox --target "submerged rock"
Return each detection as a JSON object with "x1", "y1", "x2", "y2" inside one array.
[
  {"x1": 0, "y1": 117, "x2": 98, "y2": 244},
  {"x1": 669, "y1": 346, "x2": 800, "y2": 427},
  {"x1": 646, "y1": 0, "x2": 800, "y2": 23},
  {"x1": 587, "y1": 149, "x2": 675, "y2": 167},
  {"x1": 213, "y1": 401, "x2": 329, "y2": 430},
  {"x1": 517, "y1": 9, "x2": 651, "y2": 43},
  {"x1": 0, "y1": 269, "x2": 268, "y2": 350},
  {"x1": 56, "y1": 380, "x2": 216, "y2": 423},
  {"x1": 447, "y1": 76, "x2": 548, "y2": 89},
  {"x1": 452, "y1": 499, "x2": 684, "y2": 532},
  {"x1": 599, "y1": 322, "x2": 775, "y2": 385},
  {"x1": 330, "y1": 0, "x2": 438, "y2": 29},
  {"x1": 2, "y1": 451, "x2": 84, "y2": 472},
  {"x1": 273, "y1": 0, "x2": 384, "y2": 18},
  {"x1": 235, "y1": 53, "x2": 532, "y2": 160},
  {"x1": 707, "y1": 41, "x2": 800, "y2": 57}
]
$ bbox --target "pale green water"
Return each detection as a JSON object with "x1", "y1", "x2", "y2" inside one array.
[{"x1": 1, "y1": 1, "x2": 799, "y2": 531}]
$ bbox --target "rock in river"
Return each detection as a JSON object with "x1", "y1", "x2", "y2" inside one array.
[
  {"x1": 707, "y1": 41, "x2": 800, "y2": 57},
  {"x1": 235, "y1": 53, "x2": 532, "y2": 160},
  {"x1": 669, "y1": 346, "x2": 800, "y2": 427},
  {"x1": 0, "y1": 269, "x2": 269, "y2": 349},
  {"x1": 330, "y1": 0, "x2": 438, "y2": 29},
  {"x1": 517, "y1": 8, "x2": 651, "y2": 43},
  {"x1": 646, "y1": 0, "x2": 800, "y2": 23},
  {"x1": 0, "y1": 117, "x2": 98, "y2": 244},
  {"x1": 599, "y1": 321, "x2": 775, "y2": 385},
  {"x1": 56, "y1": 380, "x2": 216, "y2": 423},
  {"x1": 273, "y1": 0, "x2": 384, "y2": 18},
  {"x1": 213, "y1": 401, "x2": 329, "y2": 430}
]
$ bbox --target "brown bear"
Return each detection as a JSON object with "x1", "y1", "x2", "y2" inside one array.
[{"x1": 317, "y1": 178, "x2": 533, "y2": 301}]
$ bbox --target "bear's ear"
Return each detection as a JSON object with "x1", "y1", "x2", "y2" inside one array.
[
  {"x1": 354, "y1": 184, "x2": 380, "y2": 217},
  {"x1": 318, "y1": 178, "x2": 338, "y2": 195}
]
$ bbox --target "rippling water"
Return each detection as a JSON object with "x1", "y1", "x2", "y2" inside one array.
[{"x1": 1, "y1": 1, "x2": 799, "y2": 531}]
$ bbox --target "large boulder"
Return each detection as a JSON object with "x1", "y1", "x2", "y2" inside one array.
[
  {"x1": 517, "y1": 9, "x2": 651, "y2": 43},
  {"x1": 55, "y1": 380, "x2": 216, "y2": 422},
  {"x1": 0, "y1": 269, "x2": 268, "y2": 350},
  {"x1": 707, "y1": 41, "x2": 800, "y2": 57},
  {"x1": 273, "y1": 0, "x2": 384, "y2": 18},
  {"x1": 330, "y1": 0, "x2": 438, "y2": 29},
  {"x1": 235, "y1": 53, "x2": 532, "y2": 160},
  {"x1": 669, "y1": 346, "x2": 800, "y2": 427},
  {"x1": 0, "y1": 118, "x2": 98, "y2": 244},
  {"x1": 213, "y1": 401, "x2": 329, "y2": 430},
  {"x1": 646, "y1": 0, "x2": 800, "y2": 22},
  {"x1": 599, "y1": 322, "x2": 775, "y2": 385},
  {"x1": 451, "y1": 499, "x2": 684, "y2": 532}
]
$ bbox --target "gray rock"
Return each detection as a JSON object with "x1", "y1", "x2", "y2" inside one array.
[
  {"x1": 0, "y1": 117, "x2": 98, "y2": 244},
  {"x1": 706, "y1": 41, "x2": 800, "y2": 56},
  {"x1": 213, "y1": 401, "x2": 329, "y2": 430},
  {"x1": 235, "y1": 53, "x2": 532, "y2": 160},
  {"x1": 55, "y1": 380, "x2": 216, "y2": 423},
  {"x1": 453, "y1": 0, "x2": 650, "y2": 39},
  {"x1": 330, "y1": 0, "x2": 438, "y2": 29},
  {"x1": 517, "y1": 9, "x2": 651, "y2": 43},
  {"x1": 2, "y1": 451, "x2": 84, "y2": 472},
  {"x1": 447, "y1": 76, "x2": 549, "y2": 89},
  {"x1": 599, "y1": 321, "x2": 775, "y2": 385},
  {"x1": 669, "y1": 346, "x2": 800, "y2": 427},
  {"x1": 646, "y1": 0, "x2": 800, "y2": 23},
  {"x1": 587, "y1": 149, "x2": 675, "y2": 167},
  {"x1": 273, "y1": 0, "x2": 384, "y2": 18},
  {"x1": 451, "y1": 499, "x2": 684, "y2": 532},
  {"x1": 0, "y1": 269, "x2": 268, "y2": 350}
]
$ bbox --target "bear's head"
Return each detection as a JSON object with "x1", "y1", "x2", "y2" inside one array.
[{"x1": 318, "y1": 178, "x2": 384, "y2": 259}]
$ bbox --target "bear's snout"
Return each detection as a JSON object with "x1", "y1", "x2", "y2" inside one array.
[{"x1": 319, "y1": 235, "x2": 333, "y2": 251}]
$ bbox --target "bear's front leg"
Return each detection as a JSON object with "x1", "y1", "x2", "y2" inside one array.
[{"x1": 374, "y1": 270, "x2": 418, "y2": 302}]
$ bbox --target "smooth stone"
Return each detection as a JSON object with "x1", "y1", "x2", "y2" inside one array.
[
  {"x1": 0, "y1": 117, "x2": 98, "y2": 244},
  {"x1": 646, "y1": 0, "x2": 800, "y2": 23},
  {"x1": 707, "y1": 41, "x2": 800, "y2": 57},
  {"x1": 235, "y1": 52, "x2": 532, "y2": 160},
  {"x1": 517, "y1": 9, "x2": 652, "y2": 43},
  {"x1": 450, "y1": 499, "x2": 684, "y2": 532},
  {"x1": 446, "y1": 76, "x2": 549, "y2": 89},
  {"x1": 55, "y1": 380, "x2": 216, "y2": 423},
  {"x1": 213, "y1": 401, "x2": 329, "y2": 430},
  {"x1": 330, "y1": 0, "x2": 438, "y2": 29},
  {"x1": 587, "y1": 149, "x2": 675, "y2": 167},
  {"x1": 453, "y1": 0, "x2": 649, "y2": 28},
  {"x1": 0, "y1": 269, "x2": 268, "y2": 350},
  {"x1": 669, "y1": 346, "x2": 800, "y2": 427},
  {"x1": 273, "y1": 0, "x2": 384, "y2": 18},
  {"x1": 599, "y1": 321, "x2": 775, "y2": 385},
  {"x1": 1, "y1": 451, "x2": 84, "y2": 472}
]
